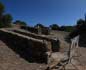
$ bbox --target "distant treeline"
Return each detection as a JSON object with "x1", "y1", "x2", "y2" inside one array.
[
  {"x1": 21, "y1": 24, "x2": 50, "y2": 35},
  {"x1": 0, "y1": 2, "x2": 86, "y2": 34},
  {"x1": 0, "y1": 2, "x2": 75, "y2": 33},
  {"x1": 49, "y1": 24, "x2": 75, "y2": 32}
]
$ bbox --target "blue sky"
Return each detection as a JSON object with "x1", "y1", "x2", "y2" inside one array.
[{"x1": 0, "y1": 0, "x2": 86, "y2": 26}]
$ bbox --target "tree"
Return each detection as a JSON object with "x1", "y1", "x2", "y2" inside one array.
[
  {"x1": 3, "y1": 14, "x2": 13, "y2": 27},
  {"x1": 14, "y1": 20, "x2": 20, "y2": 23},
  {"x1": 0, "y1": 21, "x2": 4, "y2": 28},
  {"x1": 76, "y1": 19, "x2": 85, "y2": 28},
  {"x1": 68, "y1": 18, "x2": 86, "y2": 40},
  {"x1": 0, "y1": 2, "x2": 5, "y2": 16},
  {"x1": 0, "y1": 2, "x2": 13, "y2": 28},
  {"x1": 20, "y1": 21, "x2": 27, "y2": 26},
  {"x1": 14, "y1": 20, "x2": 27, "y2": 26},
  {"x1": 34, "y1": 23, "x2": 44, "y2": 28},
  {"x1": 0, "y1": 2, "x2": 5, "y2": 27},
  {"x1": 50, "y1": 24, "x2": 59, "y2": 30},
  {"x1": 60, "y1": 26, "x2": 66, "y2": 31},
  {"x1": 59, "y1": 26, "x2": 74, "y2": 32},
  {"x1": 64, "y1": 26, "x2": 74, "y2": 32}
]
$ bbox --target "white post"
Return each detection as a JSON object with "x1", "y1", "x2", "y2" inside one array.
[
  {"x1": 70, "y1": 35, "x2": 80, "y2": 59},
  {"x1": 38, "y1": 26, "x2": 42, "y2": 35}
]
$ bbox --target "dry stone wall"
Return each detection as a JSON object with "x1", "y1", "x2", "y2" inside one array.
[{"x1": 0, "y1": 30, "x2": 48, "y2": 63}]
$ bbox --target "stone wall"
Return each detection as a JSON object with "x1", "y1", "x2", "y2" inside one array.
[
  {"x1": 21, "y1": 26, "x2": 50, "y2": 35},
  {"x1": 13, "y1": 29, "x2": 60, "y2": 52},
  {"x1": 0, "y1": 30, "x2": 48, "y2": 63},
  {"x1": 21, "y1": 26, "x2": 38, "y2": 34}
]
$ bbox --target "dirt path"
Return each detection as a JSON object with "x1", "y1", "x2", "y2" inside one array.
[
  {"x1": 50, "y1": 30, "x2": 86, "y2": 69},
  {"x1": 0, "y1": 40, "x2": 46, "y2": 70},
  {"x1": 50, "y1": 30, "x2": 70, "y2": 52},
  {"x1": 51, "y1": 31, "x2": 86, "y2": 65}
]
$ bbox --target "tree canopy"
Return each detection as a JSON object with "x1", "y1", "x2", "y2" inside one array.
[
  {"x1": 0, "y1": 2, "x2": 5, "y2": 16},
  {"x1": 14, "y1": 20, "x2": 27, "y2": 26},
  {"x1": 49, "y1": 24, "x2": 60, "y2": 30},
  {"x1": 76, "y1": 19, "x2": 85, "y2": 29},
  {"x1": 0, "y1": 2, "x2": 13, "y2": 28},
  {"x1": 3, "y1": 14, "x2": 13, "y2": 27},
  {"x1": 68, "y1": 17, "x2": 86, "y2": 39},
  {"x1": 34, "y1": 23, "x2": 44, "y2": 28}
]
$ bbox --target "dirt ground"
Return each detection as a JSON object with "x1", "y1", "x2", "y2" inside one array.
[
  {"x1": 0, "y1": 40, "x2": 46, "y2": 70},
  {"x1": 50, "y1": 30, "x2": 86, "y2": 70},
  {"x1": 0, "y1": 30, "x2": 86, "y2": 70}
]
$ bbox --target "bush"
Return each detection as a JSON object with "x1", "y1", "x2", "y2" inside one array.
[
  {"x1": 60, "y1": 26, "x2": 74, "y2": 32},
  {"x1": 50, "y1": 24, "x2": 60, "y2": 30},
  {"x1": 0, "y1": 21, "x2": 4, "y2": 28}
]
